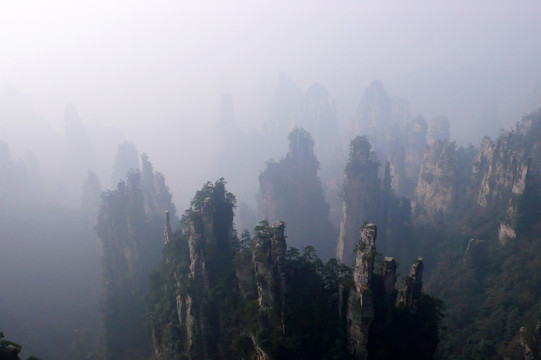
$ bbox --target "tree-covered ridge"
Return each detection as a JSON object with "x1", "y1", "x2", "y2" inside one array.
[
  {"x1": 406, "y1": 109, "x2": 541, "y2": 359},
  {"x1": 147, "y1": 181, "x2": 444, "y2": 360},
  {"x1": 96, "y1": 154, "x2": 176, "y2": 360},
  {"x1": 147, "y1": 179, "x2": 240, "y2": 360}
]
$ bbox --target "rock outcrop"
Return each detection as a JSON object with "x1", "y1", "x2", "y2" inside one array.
[
  {"x1": 397, "y1": 257, "x2": 424, "y2": 310},
  {"x1": 149, "y1": 183, "x2": 442, "y2": 360},
  {"x1": 470, "y1": 110, "x2": 541, "y2": 240},
  {"x1": 96, "y1": 155, "x2": 176, "y2": 360},
  {"x1": 520, "y1": 321, "x2": 541, "y2": 360},
  {"x1": 163, "y1": 210, "x2": 173, "y2": 244},
  {"x1": 251, "y1": 221, "x2": 287, "y2": 359},
  {"x1": 184, "y1": 181, "x2": 236, "y2": 359},
  {"x1": 503, "y1": 321, "x2": 541, "y2": 360},
  {"x1": 413, "y1": 140, "x2": 457, "y2": 221},
  {"x1": 473, "y1": 135, "x2": 528, "y2": 208},
  {"x1": 346, "y1": 224, "x2": 377, "y2": 359},
  {"x1": 337, "y1": 136, "x2": 380, "y2": 264},
  {"x1": 343, "y1": 225, "x2": 435, "y2": 360},
  {"x1": 253, "y1": 221, "x2": 286, "y2": 314},
  {"x1": 184, "y1": 197, "x2": 215, "y2": 358}
]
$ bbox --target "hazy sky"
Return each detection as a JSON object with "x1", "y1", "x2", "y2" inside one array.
[
  {"x1": 1, "y1": 0, "x2": 541, "y2": 207},
  {"x1": 2, "y1": 0, "x2": 540, "y2": 125}
]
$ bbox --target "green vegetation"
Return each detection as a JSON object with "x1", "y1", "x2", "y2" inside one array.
[
  {"x1": 0, "y1": 332, "x2": 41, "y2": 360},
  {"x1": 405, "y1": 111, "x2": 541, "y2": 359},
  {"x1": 96, "y1": 155, "x2": 176, "y2": 360},
  {"x1": 146, "y1": 180, "x2": 444, "y2": 359},
  {"x1": 280, "y1": 246, "x2": 353, "y2": 360},
  {"x1": 368, "y1": 287, "x2": 444, "y2": 360}
]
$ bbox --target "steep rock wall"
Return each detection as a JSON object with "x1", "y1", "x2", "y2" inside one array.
[
  {"x1": 346, "y1": 224, "x2": 377, "y2": 359},
  {"x1": 337, "y1": 137, "x2": 380, "y2": 264},
  {"x1": 414, "y1": 140, "x2": 457, "y2": 221},
  {"x1": 97, "y1": 156, "x2": 176, "y2": 360},
  {"x1": 149, "y1": 183, "x2": 442, "y2": 360}
]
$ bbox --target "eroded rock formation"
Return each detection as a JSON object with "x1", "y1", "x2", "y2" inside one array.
[
  {"x1": 96, "y1": 155, "x2": 176, "y2": 360},
  {"x1": 337, "y1": 136, "x2": 380, "y2": 264},
  {"x1": 473, "y1": 135, "x2": 528, "y2": 208},
  {"x1": 414, "y1": 140, "x2": 457, "y2": 221},
  {"x1": 470, "y1": 110, "x2": 541, "y2": 240},
  {"x1": 344, "y1": 225, "x2": 435, "y2": 360},
  {"x1": 149, "y1": 182, "x2": 441, "y2": 360},
  {"x1": 397, "y1": 258, "x2": 424, "y2": 310},
  {"x1": 346, "y1": 224, "x2": 377, "y2": 359}
]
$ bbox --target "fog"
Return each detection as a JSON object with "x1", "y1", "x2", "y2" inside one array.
[
  {"x1": 1, "y1": 0, "x2": 541, "y2": 358},
  {"x1": 1, "y1": 0, "x2": 540, "y2": 206}
]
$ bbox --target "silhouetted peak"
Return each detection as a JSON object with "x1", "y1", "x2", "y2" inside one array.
[
  {"x1": 287, "y1": 127, "x2": 315, "y2": 160},
  {"x1": 349, "y1": 135, "x2": 375, "y2": 165}
]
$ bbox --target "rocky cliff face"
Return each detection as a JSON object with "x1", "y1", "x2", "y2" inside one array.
[
  {"x1": 184, "y1": 198, "x2": 216, "y2": 358},
  {"x1": 470, "y1": 110, "x2": 541, "y2": 242},
  {"x1": 343, "y1": 224, "x2": 437, "y2": 360},
  {"x1": 252, "y1": 222, "x2": 286, "y2": 315},
  {"x1": 96, "y1": 155, "x2": 176, "y2": 360},
  {"x1": 149, "y1": 181, "x2": 442, "y2": 360},
  {"x1": 473, "y1": 135, "x2": 528, "y2": 209},
  {"x1": 183, "y1": 181, "x2": 236, "y2": 359},
  {"x1": 149, "y1": 184, "x2": 289, "y2": 360},
  {"x1": 346, "y1": 224, "x2": 377, "y2": 359},
  {"x1": 251, "y1": 221, "x2": 287, "y2": 360},
  {"x1": 413, "y1": 140, "x2": 458, "y2": 221},
  {"x1": 337, "y1": 136, "x2": 381, "y2": 264},
  {"x1": 519, "y1": 322, "x2": 541, "y2": 360},
  {"x1": 397, "y1": 258, "x2": 424, "y2": 310}
]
